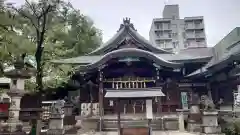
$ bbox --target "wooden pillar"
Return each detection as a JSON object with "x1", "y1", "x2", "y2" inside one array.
[
  {"x1": 207, "y1": 83, "x2": 213, "y2": 100},
  {"x1": 36, "y1": 119, "x2": 42, "y2": 135},
  {"x1": 146, "y1": 99, "x2": 153, "y2": 135},
  {"x1": 178, "y1": 111, "x2": 185, "y2": 131},
  {"x1": 117, "y1": 98, "x2": 121, "y2": 135},
  {"x1": 158, "y1": 97, "x2": 162, "y2": 113},
  {"x1": 148, "y1": 119, "x2": 152, "y2": 135},
  {"x1": 98, "y1": 69, "x2": 104, "y2": 131},
  {"x1": 155, "y1": 68, "x2": 162, "y2": 114}
]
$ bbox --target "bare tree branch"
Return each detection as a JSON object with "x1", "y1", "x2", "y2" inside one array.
[
  {"x1": 25, "y1": 0, "x2": 38, "y2": 18},
  {"x1": 38, "y1": 3, "x2": 52, "y2": 21},
  {"x1": 0, "y1": 24, "x2": 10, "y2": 31},
  {"x1": 38, "y1": 5, "x2": 52, "y2": 47},
  {"x1": 11, "y1": 6, "x2": 39, "y2": 31}
]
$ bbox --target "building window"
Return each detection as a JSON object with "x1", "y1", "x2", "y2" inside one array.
[
  {"x1": 156, "y1": 23, "x2": 163, "y2": 29},
  {"x1": 195, "y1": 30, "x2": 202, "y2": 37},
  {"x1": 156, "y1": 40, "x2": 165, "y2": 47},
  {"x1": 196, "y1": 40, "x2": 202, "y2": 46},
  {"x1": 172, "y1": 32, "x2": 177, "y2": 37},
  {"x1": 184, "y1": 41, "x2": 189, "y2": 48},
  {"x1": 160, "y1": 32, "x2": 163, "y2": 36},
  {"x1": 173, "y1": 42, "x2": 176, "y2": 48},
  {"x1": 196, "y1": 40, "x2": 203, "y2": 47},
  {"x1": 173, "y1": 41, "x2": 179, "y2": 48},
  {"x1": 182, "y1": 32, "x2": 186, "y2": 38},
  {"x1": 185, "y1": 23, "x2": 188, "y2": 29},
  {"x1": 196, "y1": 40, "x2": 201, "y2": 42},
  {"x1": 194, "y1": 20, "x2": 202, "y2": 28},
  {"x1": 171, "y1": 24, "x2": 177, "y2": 29},
  {"x1": 160, "y1": 41, "x2": 165, "y2": 47},
  {"x1": 160, "y1": 23, "x2": 163, "y2": 29},
  {"x1": 156, "y1": 24, "x2": 160, "y2": 29},
  {"x1": 156, "y1": 32, "x2": 163, "y2": 37},
  {"x1": 195, "y1": 34, "x2": 200, "y2": 38},
  {"x1": 172, "y1": 16, "x2": 176, "y2": 20},
  {"x1": 194, "y1": 20, "x2": 202, "y2": 25},
  {"x1": 168, "y1": 33, "x2": 172, "y2": 38},
  {"x1": 167, "y1": 23, "x2": 171, "y2": 29},
  {"x1": 195, "y1": 30, "x2": 201, "y2": 33}
]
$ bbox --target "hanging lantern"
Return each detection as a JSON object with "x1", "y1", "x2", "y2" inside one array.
[{"x1": 155, "y1": 97, "x2": 158, "y2": 102}]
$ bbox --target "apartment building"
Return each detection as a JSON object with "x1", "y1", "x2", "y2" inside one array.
[{"x1": 149, "y1": 5, "x2": 207, "y2": 51}]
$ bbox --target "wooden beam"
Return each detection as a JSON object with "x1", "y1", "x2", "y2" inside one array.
[
  {"x1": 117, "y1": 98, "x2": 121, "y2": 135},
  {"x1": 146, "y1": 99, "x2": 153, "y2": 135},
  {"x1": 99, "y1": 70, "x2": 104, "y2": 131}
]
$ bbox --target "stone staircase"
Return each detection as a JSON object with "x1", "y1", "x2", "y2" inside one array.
[{"x1": 102, "y1": 119, "x2": 166, "y2": 131}]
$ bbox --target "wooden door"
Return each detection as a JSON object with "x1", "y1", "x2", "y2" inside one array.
[{"x1": 122, "y1": 127, "x2": 149, "y2": 135}]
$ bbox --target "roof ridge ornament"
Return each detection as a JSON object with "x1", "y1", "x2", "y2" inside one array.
[
  {"x1": 118, "y1": 17, "x2": 137, "y2": 32},
  {"x1": 123, "y1": 17, "x2": 131, "y2": 25}
]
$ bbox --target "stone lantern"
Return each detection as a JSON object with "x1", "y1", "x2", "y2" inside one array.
[{"x1": 4, "y1": 56, "x2": 35, "y2": 132}]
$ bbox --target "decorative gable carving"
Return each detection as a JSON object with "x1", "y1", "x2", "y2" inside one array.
[
  {"x1": 118, "y1": 35, "x2": 138, "y2": 49},
  {"x1": 88, "y1": 17, "x2": 172, "y2": 55}
]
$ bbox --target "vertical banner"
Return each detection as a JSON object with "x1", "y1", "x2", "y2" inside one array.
[
  {"x1": 181, "y1": 92, "x2": 188, "y2": 110},
  {"x1": 146, "y1": 99, "x2": 153, "y2": 119}
]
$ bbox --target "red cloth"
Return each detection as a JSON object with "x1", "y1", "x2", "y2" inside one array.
[{"x1": 0, "y1": 103, "x2": 9, "y2": 113}]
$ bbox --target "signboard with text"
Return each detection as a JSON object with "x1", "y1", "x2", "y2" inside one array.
[{"x1": 181, "y1": 92, "x2": 188, "y2": 110}]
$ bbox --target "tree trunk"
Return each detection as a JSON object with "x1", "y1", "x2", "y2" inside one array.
[
  {"x1": 0, "y1": 63, "x2": 4, "y2": 76},
  {"x1": 90, "y1": 88, "x2": 93, "y2": 116},
  {"x1": 35, "y1": 46, "x2": 44, "y2": 95}
]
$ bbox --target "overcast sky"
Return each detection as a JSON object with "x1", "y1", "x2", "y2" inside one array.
[{"x1": 8, "y1": 0, "x2": 240, "y2": 47}]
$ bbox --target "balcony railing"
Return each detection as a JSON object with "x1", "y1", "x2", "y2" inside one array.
[
  {"x1": 155, "y1": 27, "x2": 172, "y2": 31},
  {"x1": 195, "y1": 34, "x2": 205, "y2": 39},
  {"x1": 185, "y1": 34, "x2": 205, "y2": 39},
  {"x1": 185, "y1": 42, "x2": 206, "y2": 48},
  {"x1": 185, "y1": 34, "x2": 195, "y2": 39},
  {"x1": 155, "y1": 36, "x2": 172, "y2": 40},
  {"x1": 185, "y1": 23, "x2": 204, "y2": 30}
]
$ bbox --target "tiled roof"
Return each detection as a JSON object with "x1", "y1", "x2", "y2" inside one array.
[
  {"x1": 78, "y1": 48, "x2": 183, "y2": 71},
  {"x1": 88, "y1": 27, "x2": 125, "y2": 55},
  {"x1": 51, "y1": 47, "x2": 212, "y2": 65},
  {"x1": 186, "y1": 41, "x2": 240, "y2": 77},
  {"x1": 0, "y1": 77, "x2": 11, "y2": 84},
  {"x1": 88, "y1": 18, "x2": 172, "y2": 55}
]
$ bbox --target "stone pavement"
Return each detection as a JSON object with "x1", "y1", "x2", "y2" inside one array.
[{"x1": 78, "y1": 131, "x2": 199, "y2": 135}]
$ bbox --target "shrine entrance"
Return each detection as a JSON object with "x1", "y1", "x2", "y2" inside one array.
[
  {"x1": 105, "y1": 98, "x2": 147, "y2": 115},
  {"x1": 119, "y1": 99, "x2": 146, "y2": 114},
  {"x1": 104, "y1": 89, "x2": 165, "y2": 135}
]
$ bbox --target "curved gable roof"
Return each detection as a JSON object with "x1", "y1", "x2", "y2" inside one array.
[
  {"x1": 88, "y1": 18, "x2": 172, "y2": 55},
  {"x1": 79, "y1": 48, "x2": 182, "y2": 71}
]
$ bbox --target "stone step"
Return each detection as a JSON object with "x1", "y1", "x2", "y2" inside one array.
[{"x1": 103, "y1": 120, "x2": 165, "y2": 131}]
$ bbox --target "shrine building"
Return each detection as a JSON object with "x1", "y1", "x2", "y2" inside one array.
[{"x1": 52, "y1": 18, "x2": 240, "y2": 124}]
